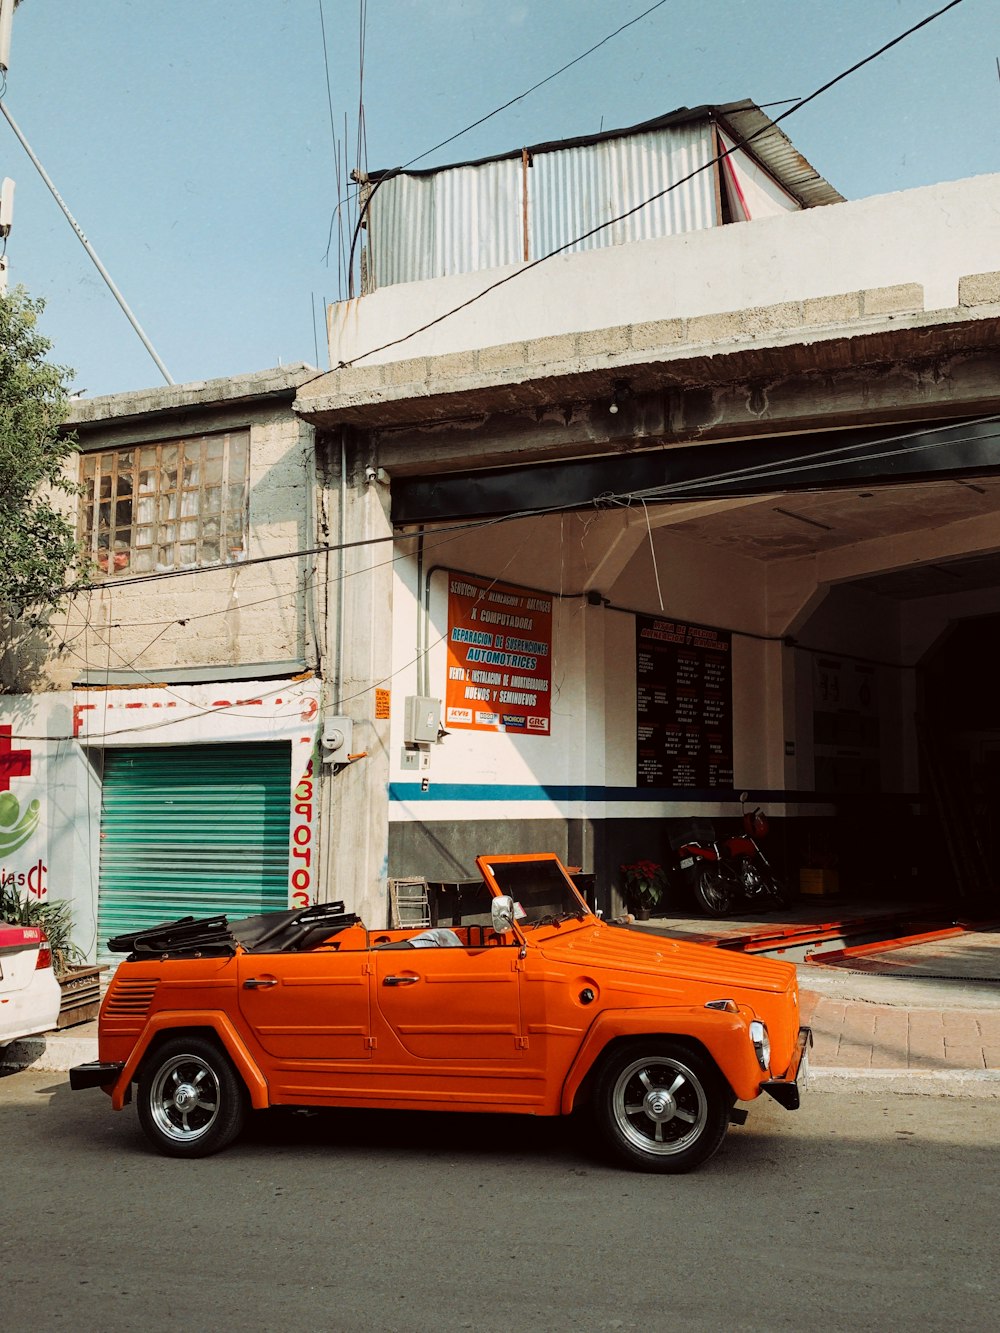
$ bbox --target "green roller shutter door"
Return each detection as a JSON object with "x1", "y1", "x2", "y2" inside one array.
[{"x1": 97, "y1": 742, "x2": 291, "y2": 961}]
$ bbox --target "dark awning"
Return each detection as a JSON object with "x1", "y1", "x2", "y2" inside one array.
[{"x1": 391, "y1": 418, "x2": 1000, "y2": 525}]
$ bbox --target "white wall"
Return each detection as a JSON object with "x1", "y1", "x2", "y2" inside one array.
[
  {"x1": 1, "y1": 678, "x2": 323, "y2": 962},
  {"x1": 331, "y1": 174, "x2": 1000, "y2": 366},
  {"x1": 387, "y1": 511, "x2": 783, "y2": 828}
]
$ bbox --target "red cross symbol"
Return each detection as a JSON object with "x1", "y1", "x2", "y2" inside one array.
[{"x1": 0, "y1": 726, "x2": 31, "y2": 794}]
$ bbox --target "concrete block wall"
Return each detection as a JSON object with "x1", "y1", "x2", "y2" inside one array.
[{"x1": 8, "y1": 369, "x2": 320, "y2": 692}]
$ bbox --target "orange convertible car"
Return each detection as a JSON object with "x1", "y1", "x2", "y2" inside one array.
[{"x1": 71, "y1": 854, "x2": 809, "y2": 1172}]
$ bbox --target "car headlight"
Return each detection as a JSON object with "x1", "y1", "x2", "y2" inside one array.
[{"x1": 749, "y1": 1019, "x2": 770, "y2": 1071}]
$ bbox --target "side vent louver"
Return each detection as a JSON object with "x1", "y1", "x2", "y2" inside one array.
[{"x1": 105, "y1": 977, "x2": 159, "y2": 1019}]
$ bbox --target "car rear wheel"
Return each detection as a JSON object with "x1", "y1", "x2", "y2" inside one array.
[
  {"x1": 593, "y1": 1041, "x2": 730, "y2": 1173},
  {"x1": 137, "y1": 1035, "x2": 247, "y2": 1158}
]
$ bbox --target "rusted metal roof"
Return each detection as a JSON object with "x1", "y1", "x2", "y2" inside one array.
[
  {"x1": 367, "y1": 101, "x2": 840, "y2": 200},
  {"x1": 362, "y1": 101, "x2": 842, "y2": 291},
  {"x1": 712, "y1": 100, "x2": 844, "y2": 209}
]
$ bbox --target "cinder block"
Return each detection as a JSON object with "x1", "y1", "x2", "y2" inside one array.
[
  {"x1": 476, "y1": 341, "x2": 528, "y2": 373},
  {"x1": 431, "y1": 350, "x2": 478, "y2": 382},
  {"x1": 524, "y1": 332, "x2": 579, "y2": 365},
  {"x1": 738, "y1": 301, "x2": 803, "y2": 335},
  {"x1": 685, "y1": 310, "x2": 744, "y2": 344},
  {"x1": 861, "y1": 283, "x2": 924, "y2": 316},
  {"x1": 802, "y1": 292, "x2": 863, "y2": 325},
  {"x1": 383, "y1": 355, "x2": 430, "y2": 386},
  {"x1": 577, "y1": 325, "x2": 631, "y2": 358},
  {"x1": 629, "y1": 318, "x2": 685, "y2": 352},
  {"x1": 958, "y1": 271, "x2": 1000, "y2": 307},
  {"x1": 328, "y1": 363, "x2": 385, "y2": 393}
]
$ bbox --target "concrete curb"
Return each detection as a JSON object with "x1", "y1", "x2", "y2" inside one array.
[
  {"x1": 1, "y1": 1033, "x2": 98, "y2": 1074},
  {"x1": 807, "y1": 1067, "x2": 1000, "y2": 1096}
]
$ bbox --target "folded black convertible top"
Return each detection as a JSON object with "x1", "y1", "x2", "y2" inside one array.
[{"x1": 107, "y1": 901, "x2": 359, "y2": 960}]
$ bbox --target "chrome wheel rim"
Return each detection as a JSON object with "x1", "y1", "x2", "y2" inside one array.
[
  {"x1": 700, "y1": 869, "x2": 732, "y2": 913},
  {"x1": 149, "y1": 1053, "x2": 221, "y2": 1144},
  {"x1": 612, "y1": 1055, "x2": 708, "y2": 1156}
]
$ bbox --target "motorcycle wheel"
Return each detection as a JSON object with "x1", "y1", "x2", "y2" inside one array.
[
  {"x1": 765, "y1": 873, "x2": 791, "y2": 909},
  {"x1": 742, "y1": 863, "x2": 778, "y2": 911},
  {"x1": 694, "y1": 863, "x2": 735, "y2": 916}
]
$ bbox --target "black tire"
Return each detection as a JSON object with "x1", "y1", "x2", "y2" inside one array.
[
  {"x1": 694, "y1": 862, "x2": 735, "y2": 916},
  {"x1": 765, "y1": 872, "x2": 791, "y2": 909},
  {"x1": 742, "y1": 862, "x2": 779, "y2": 911},
  {"x1": 137, "y1": 1035, "x2": 247, "y2": 1158},
  {"x1": 593, "y1": 1040, "x2": 730, "y2": 1173}
]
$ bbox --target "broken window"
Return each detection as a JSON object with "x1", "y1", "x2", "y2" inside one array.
[{"x1": 79, "y1": 430, "x2": 250, "y2": 577}]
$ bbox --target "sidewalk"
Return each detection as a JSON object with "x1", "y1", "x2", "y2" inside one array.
[{"x1": 801, "y1": 989, "x2": 1000, "y2": 1094}]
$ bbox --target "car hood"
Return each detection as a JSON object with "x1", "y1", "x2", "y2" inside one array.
[{"x1": 537, "y1": 920, "x2": 796, "y2": 997}]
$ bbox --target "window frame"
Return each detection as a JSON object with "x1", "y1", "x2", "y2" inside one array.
[{"x1": 78, "y1": 429, "x2": 250, "y2": 579}]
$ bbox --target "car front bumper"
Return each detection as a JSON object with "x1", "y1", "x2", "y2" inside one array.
[{"x1": 761, "y1": 1026, "x2": 812, "y2": 1110}]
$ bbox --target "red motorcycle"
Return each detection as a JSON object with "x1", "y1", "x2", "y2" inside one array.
[
  {"x1": 670, "y1": 795, "x2": 789, "y2": 917},
  {"x1": 725, "y1": 793, "x2": 790, "y2": 912}
]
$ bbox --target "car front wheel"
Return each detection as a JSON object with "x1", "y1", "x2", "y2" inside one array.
[
  {"x1": 593, "y1": 1041, "x2": 730, "y2": 1173},
  {"x1": 137, "y1": 1035, "x2": 247, "y2": 1158}
]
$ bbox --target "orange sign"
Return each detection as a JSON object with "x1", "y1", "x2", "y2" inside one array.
[
  {"x1": 374, "y1": 688, "x2": 391, "y2": 720},
  {"x1": 445, "y1": 573, "x2": 552, "y2": 736}
]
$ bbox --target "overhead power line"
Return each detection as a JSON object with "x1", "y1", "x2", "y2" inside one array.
[
  {"x1": 328, "y1": 0, "x2": 673, "y2": 268},
  {"x1": 0, "y1": 98, "x2": 174, "y2": 385},
  {"x1": 403, "y1": 0, "x2": 673, "y2": 172},
  {"x1": 68, "y1": 412, "x2": 1000, "y2": 595}
]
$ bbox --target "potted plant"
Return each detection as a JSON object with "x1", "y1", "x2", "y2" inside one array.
[{"x1": 619, "y1": 860, "x2": 667, "y2": 919}]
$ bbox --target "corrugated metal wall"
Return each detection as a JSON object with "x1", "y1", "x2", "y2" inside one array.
[
  {"x1": 366, "y1": 122, "x2": 716, "y2": 289},
  {"x1": 96, "y1": 742, "x2": 291, "y2": 962}
]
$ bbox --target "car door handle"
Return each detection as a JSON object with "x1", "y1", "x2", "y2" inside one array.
[
  {"x1": 243, "y1": 977, "x2": 278, "y2": 989},
  {"x1": 383, "y1": 975, "x2": 419, "y2": 986}
]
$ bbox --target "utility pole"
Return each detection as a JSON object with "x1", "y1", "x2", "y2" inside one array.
[
  {"x1": 0, "y1": 0, "x2": 19, "y2": 76},
  {"x1": 0, "y1": 0, "x2": 16, "y2": 295},
  {"x1": 0, "y1": 174, "x2": 12, "y2": 293},
  {"x1": 0, "y1": 0, "x2": 175, "y2": 383}
]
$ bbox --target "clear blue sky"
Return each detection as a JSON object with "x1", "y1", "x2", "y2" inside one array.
[{"x1": 1, "y1": 0, "x2": 995, "y2": 398}]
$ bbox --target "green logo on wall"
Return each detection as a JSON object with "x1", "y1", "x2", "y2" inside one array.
[{"x1": 0, "y1": 790, "x2": 40, "y2": 855}]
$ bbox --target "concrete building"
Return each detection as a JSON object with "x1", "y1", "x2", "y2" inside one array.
[
  {"x1": 5, "y1": 103, "x2": 999, "y2": 960},
  {"x1": 296, "y1": 105, "x2": 1000, "y2": 917},
  {"x1": 1, "y1": 367, "x2": 326, "y2": 961}
]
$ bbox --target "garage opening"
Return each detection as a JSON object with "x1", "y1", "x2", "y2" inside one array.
[
  {"x1": 919, "y1": 614, "x2": 1000, "y2": 909},
  {"x1": 95, "y1": 742, "x2": 291, "y2": 963}
]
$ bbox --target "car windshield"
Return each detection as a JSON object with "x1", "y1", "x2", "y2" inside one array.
[{"x1": 482, "y1": 858, "x2": 590, "y2": 927}]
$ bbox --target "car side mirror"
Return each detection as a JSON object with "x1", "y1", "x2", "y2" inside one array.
[{"x1": 491, "y1": 895, "x2": 516, "y2": 935}]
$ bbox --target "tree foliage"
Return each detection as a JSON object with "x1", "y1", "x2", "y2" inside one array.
[{"x1": 0, "y1": 285, "x2": 79, "y2": 626}]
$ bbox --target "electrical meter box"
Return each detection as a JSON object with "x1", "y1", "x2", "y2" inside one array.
[{"x1": 404, "y1": 695, "x2": 441, "y2": 745}]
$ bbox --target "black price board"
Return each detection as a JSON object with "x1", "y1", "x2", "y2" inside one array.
[{"x1": 635, "y1": 614, "x2": 733, "y2": 788}]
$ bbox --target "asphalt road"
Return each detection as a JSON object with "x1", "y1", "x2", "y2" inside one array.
[{"x1": 3, "y1": 1070, "x2": 997, "y2": 1332}]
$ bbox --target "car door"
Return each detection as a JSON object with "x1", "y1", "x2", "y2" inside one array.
[
  {"x1": 373, "y1": 942, "x2": 523, "y2": 1063},
  {"x1": 237, "y1": 949, "x2": 372, "y2": 1097},
  {"x1": 372, "y1": 940, "x2": 551, "y2": 1110}
]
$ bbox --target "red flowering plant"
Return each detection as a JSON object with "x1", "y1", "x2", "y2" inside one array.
[{"x1": 619, "y1": 859, "x2": 667, "y2": 915}]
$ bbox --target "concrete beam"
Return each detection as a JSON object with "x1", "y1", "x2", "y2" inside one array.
[
  {"x1": 69, "y1": 363, "x2": 321, "y2": 431},
  {"x1": 367, "y1": 341, "x2": 1000, "y2": 477}
]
